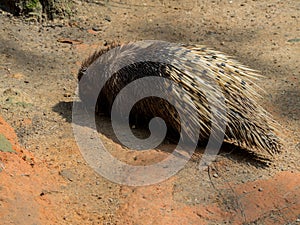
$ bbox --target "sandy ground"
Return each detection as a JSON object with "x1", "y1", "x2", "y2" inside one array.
[{"x1": 0, "y1": 0, "x2": 299, "y2": 224}]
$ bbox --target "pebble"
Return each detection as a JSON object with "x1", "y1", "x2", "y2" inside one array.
[
  {"x1": 287, "y1": 38, "x2": 300, "y2": 43},
  {"x1": 258, "y1": 188, "x2": 263, "y2": 192},
  {"x1": 59, "y1": 169, "x2": 75, "y2": 182},
  {"x1": 104, "y1": 16, "x2": 111, "y2": 22},
  {"x1": 213, "y1": 173, "x2": 219, "y2": 178},
  {"x1": 92, "y1": 26, "x2": 101, "y2": 32},
  {"x1": 295, "y1": 142, "x2": 300, "y2": 151}
]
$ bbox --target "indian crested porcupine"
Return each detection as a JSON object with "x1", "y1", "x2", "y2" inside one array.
[{"x1": 77, "y1": 40, "x2": 281, "y2": 159}]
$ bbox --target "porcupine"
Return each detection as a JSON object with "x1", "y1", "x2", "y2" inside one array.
[{"x1": 77, "y1": 40, "x2": 281, "y2": 159}]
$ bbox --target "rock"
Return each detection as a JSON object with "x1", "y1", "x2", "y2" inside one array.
[
  {"x1": 287, "y1": 38, "x2": 300, "y2": 43},
  {"x1": 104, "y1": 15, "x2": 111, "y2": 22},
  {"x1": 92, "y1": 26, "x2": 101, "y2": 32},
  {"x1": 59, "y1": 169, "x2": 75, "y2": 182},
  {"x1": 295, "y1": 142, "x2": 300, "y2": 151}
]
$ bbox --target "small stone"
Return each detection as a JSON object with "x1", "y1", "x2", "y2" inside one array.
[
  {"x1": 104, "y1": 16, "x2": 111, "y2": 22},
  {"x1": 295, "y1": 142, "x2": 300, "y2": 151},
  {"x1": 213, "y1": 173, "x2": 219, "y2": 178},
  {"x1": 59, "y1": 169, "x2": 75, "y2": 182},
  {"x1": 258, "y1": 188, "x2": 263, "y2": 192},
  {"x1": 287, "y1": 38, "x2": 300, "y2": 43},
  {"x1": 92, "y1": 26, "x2": 101, "y2": 32}
]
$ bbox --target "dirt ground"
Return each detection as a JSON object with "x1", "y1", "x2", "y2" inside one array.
[{"x1": 0, "y1": 0, "x2": 299, "y2": 224}]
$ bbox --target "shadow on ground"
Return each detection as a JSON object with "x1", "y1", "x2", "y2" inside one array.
[{"x1": 53, "y1": 100, "x2": 270, "y2": 168}]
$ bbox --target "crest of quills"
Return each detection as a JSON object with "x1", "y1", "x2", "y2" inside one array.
[{"x1": 77, "y1": 41, "x2": 282, "y2": 160}]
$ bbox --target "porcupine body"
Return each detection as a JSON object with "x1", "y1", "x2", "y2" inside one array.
[{"x1": 77, "y1": 41, "x2": 281, "y2": 159}]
